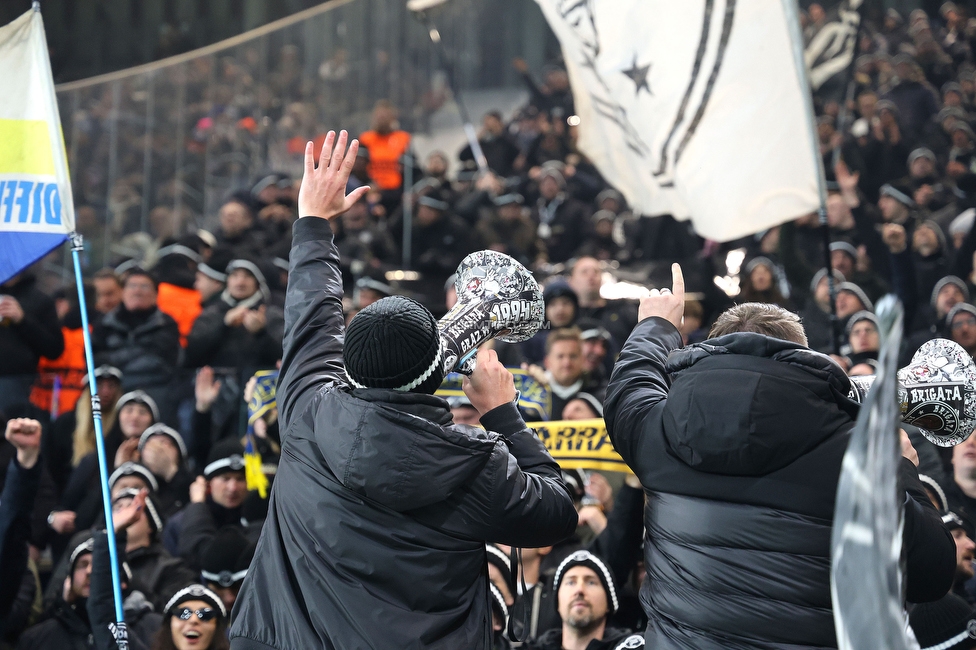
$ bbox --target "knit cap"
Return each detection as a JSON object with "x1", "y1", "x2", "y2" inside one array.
[
  {"x1": 553, "y1": 550, "x2": 619, "y2": 614},
  {"x1": 343, "y1": 296, "x2": 444, "y2": 394},
  {"x1": 910, "y1": 593, "x2": 976, "y2": 650}
]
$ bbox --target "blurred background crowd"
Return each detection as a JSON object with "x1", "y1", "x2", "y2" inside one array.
[{"x1": 12, "y1": 0, "x2": 976, "y2": 648}]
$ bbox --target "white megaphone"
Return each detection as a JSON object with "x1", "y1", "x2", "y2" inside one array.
[
  {"x1": 437, "y1": 251, "x2": 545, "y2": 375},
  {"x1": 848, "y1": 338, "x2": 976, "y2": 446}
]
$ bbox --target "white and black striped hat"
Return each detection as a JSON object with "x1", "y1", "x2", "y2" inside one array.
[
  {"x1": 163, "y1": 584, "x2": 227, "y2": 619},
  {"x1": 138, "y1": 423, "x2": 187, "y2": 462},
  {"x1": 116, "y1": 390, "x2": 159, "y2": 423},
  {"x1": 109, "y1": 462, "x2": 159, "y2": 492},
  {"x1": 553, "y1": 550, "x2": 619, "y2": 614}
]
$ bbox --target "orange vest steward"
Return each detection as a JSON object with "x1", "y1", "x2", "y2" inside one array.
[
  {"x1": 157, "y1": 283, "x2": 202, "y2": 347},
  {"x1": 31, "y1": 326, "x2": 87, "y2": 418},
  {"x1": 358, "y1": 130, "x2": 411, "y2": 190}
]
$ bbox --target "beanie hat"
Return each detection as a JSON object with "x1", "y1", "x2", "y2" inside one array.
[
  {"x1": 343, "y1": 296, "x2": 445, "y2": 394},
  {"x1": 948, "y1": 302, "x2": 976, "y2": 328},
  {"x1": 919, "y1": 474, "x2": 949, "y2": 512},
  {"x1": 943, "y1": 511, "x2": 967, "y2": 532},
  {"x1": 486, "y1": 544, "x2": 513, "y2": 587},
  {"x1": 116, "y1": 390, "x2": 159, "y2": 423},
  {"x1": 138, "y1": 423, "x2": 187, "y2": 463},
  {"x1": 81, "y1": 365, "x2": 123, "y2": 388},
  {"x1": 204, "y1": 439, "x2": 246, "y2": 479},
  {"x1": 880, "y1": 183, "x2": 916, "y2": 207},
  {"x1": 829, "y1": 241, "x2": 858, "y2": 261},
  {"x1": 109, "y1": 462, "x2": 159, "y2": 492},
  {"x1": 846, "y1": 311, "x2": 879, "y2": 336},
  {"x1": 553, "y1": 550, "x2": 619, "y2": 614},
  {"x1": 544, "y1": 281, "x2": 579, "y2": 309},
  {"x1": 68, "y1": 535, "x2": 95, "y2": 572},
  {"x1": 745, "y1": 256, "x2": 778, "y2": 278},
  {"x1": 201, "y1": 527, "x2": 254, "y2": 588},
  {"x1": 67, "y1": 532, "x2": 132, "y2": 582},
  {"x1": 810, "y1": 268, "x2": 846, "y2": 293},
  {"x1": 837, "y1": 282, "x2": 874, "y2": 312},
  {"x1": 164, "y1": 584, "x2": 227, "y2": 620},
  {"x1": 933, "y1": 276, "x2": 971, "y2": 310},
  {"x1": 910, "y1": 593, "x2": 976, "y2": 650},
  {"x1": 565, "y1": 392, "x2": 604, "y2": 418},
  {"x1": 918, "y1": 220, "x2": 948, "y2": 254},
  {"x1": 113, "y1": 488, "x2": 164, "y2": 538},
  {"x1": 561, "y1": 469, "x2": 587, "y2": 502}
]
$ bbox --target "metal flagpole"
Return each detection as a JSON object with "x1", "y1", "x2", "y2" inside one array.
[
  {"x1": 412, "y1": 8, "x2": 489, "y2": 174},
  {"x1": 68, "y1": 232, "x2": 126, "y2": 626},
  {"x1": 782, "y1": 0, "x2": 840, "y2": 354}
]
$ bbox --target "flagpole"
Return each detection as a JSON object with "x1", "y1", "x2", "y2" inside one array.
[
  {"x1": 68, "y1": 232, "x2": 126, "y2": 625},
  {"x1": 782, "y1": 0, "x2": 840, "y2": 354}
]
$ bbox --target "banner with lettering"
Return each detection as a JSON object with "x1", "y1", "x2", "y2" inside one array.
[
  {"x1": 437, "y1": 369, "x2": 552, "y2": 421},
  {"x1": 527, "y1": 418, "x2": 633, "y2": 475},
  {"x1": 0, "y1": 7, "x2": 75, "y2": 283}
]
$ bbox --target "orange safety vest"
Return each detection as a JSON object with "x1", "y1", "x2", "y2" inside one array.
[
  {"x1": 157, "y1": 283, "x2": 203, "y2": 347},
  {"x1": 358, "y1": 130, "x2": 411, "y2": 190},
  {"x1": 31, "y1": 326, "x2": 87, "y2": 418}
]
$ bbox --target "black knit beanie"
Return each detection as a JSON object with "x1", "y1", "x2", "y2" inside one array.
[
  {"x1": 910, "y1": 593, "x2": 976, "y2": 650},
  {"x1": 343, "y1": 296, "x2": 445, "y2": 394},
  {"x1": 553, "y1": 550, "x2": 619, "y2": 614}
]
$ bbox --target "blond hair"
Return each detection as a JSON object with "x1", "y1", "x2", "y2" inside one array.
[{"x1": 71, "y1": 386, "x2": 120, "y2": 466}]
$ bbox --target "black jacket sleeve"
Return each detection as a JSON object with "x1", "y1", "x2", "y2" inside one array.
[
  {"x1": 437, "y1": 403, "x2": 578, "y2": 548},
  {"x1": 85, "y1": 530, "x2": 123, "y2": 650},
  {"x1": 276, "y1": 217, "x2": 346, "y2": 432},
  {"x1": 900, "y1": 458, "x2": 956, "y2": 603},
  {"x1": 184, "y1": 306, "x2": 226, "y2": 368},
  {"x1": 603, "y1": 317, "x2": 683, "y2": 477},
  {"x1": 0, "y1": 457, "x2": 41, "y2": 619}
]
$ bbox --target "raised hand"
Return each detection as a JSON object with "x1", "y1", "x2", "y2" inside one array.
[
  {"x1": 638, "y1": 263, "x2": 685, "y2": 329},
  {"x1": 298, "y1": 130, "x2": 370, "y2": 221},
  {"x1": 6, "y1": 417, "x2": 41, "y2": 469},
  {"x1": 112, "y1": 488, "x2": 147, "y2": 532},
  {"x1": 195, "y1": 366, "x2": 222, "y2": 413},
  {"x1": 462, "y1": 348, "x2": 517, "y2": 416}
]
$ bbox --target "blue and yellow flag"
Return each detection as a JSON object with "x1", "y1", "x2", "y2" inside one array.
[
  {"x1": 244, "y1": 370, "x2": 277, "y2": 498},
  {"x1": 437, "y1": 369, "x2": 552, "y2": 421},
  {"x1": 0, "y1": 7, "x2": 75, "y2": 282}
]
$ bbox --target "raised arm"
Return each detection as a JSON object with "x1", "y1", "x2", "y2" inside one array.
[
  {"x1": 604, "y1": 264, "x2": 685, "y2": 467},
  {"x1": 277, "y1": 132, "x2": 370, "y2": 429}
]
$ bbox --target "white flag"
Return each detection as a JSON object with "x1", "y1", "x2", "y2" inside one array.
[
  {"x1": 0, "y1": 6, "x2": 75, "y2": 283},
  {"x1": 535, "y1": 0, "x2": 820, "y2": 243}
]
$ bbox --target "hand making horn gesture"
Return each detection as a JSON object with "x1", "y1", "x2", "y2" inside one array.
[
  {"x1": 298, "y1": 130, "x2": 370, "y2": 221},
  {"x1": 638, "y1": 262, "x2": 685, "y2": 329}
]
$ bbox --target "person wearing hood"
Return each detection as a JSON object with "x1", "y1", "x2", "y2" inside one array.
[
  {"x1": 911, "y1": 220, "x2": 952, "y2": 305},
  {"x1": 738, "y1": 257, "x2": 793, "y2": 309},
  {"x1": 163, "y1": 439, "x2": 249, "y2": 571},
  {"x1": 905, "y1": 275, "x2": 969, "y2": 362},
  {"x1": 0, "y1": 272, "x2": 65, "y2": 413},
  {"x1": 229, "y1": 132, "x2": 577, "y2": 649},
  {"x1": 603, "y1": 265, "x2": 955, "y2": 649},
  {"x1": 522, "y1": 281, "x2": 579, "y2": 366},
  {"x1": 900, "y1": 147, "x2": 954, "y2": 212}
]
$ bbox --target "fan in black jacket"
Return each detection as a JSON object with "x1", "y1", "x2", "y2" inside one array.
[
  {"x1": 229, "y1": 132, "x2": 578, "y2": 650},
  {"x1": 604, "y1": 265, "x2": 955, "y2": 650}
]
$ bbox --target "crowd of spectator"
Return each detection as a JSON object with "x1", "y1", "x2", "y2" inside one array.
[{"x1": 11, "y1": 1, "x2": 976, "y2": 648}]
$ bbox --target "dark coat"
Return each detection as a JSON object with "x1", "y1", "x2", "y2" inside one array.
[
  {"x1": 184, "y1": 294, "x2": 284, "y2": 372},
  {"x1": 526, "y1": 627, "x2": 645, "y2": 650},
  {"x1": 16, "y1": 599, "x2": 93, "y2": 650},
  {"x1": 229, "y1": 217, "x2": 577, "y2": 650},
  {"x1": 0, "y1": 458, "x2": 40, "y2": 620},
  {"x1": 604, "y1": 318, "x2": 956, "y2": 649},
  {"x1": 91, "y1": 305, "x2": 180, "y2": 392},
  {"x1": 0, "y1": 274, "x2": 64, "y2": 377},
  {"x1": 124, "y1": 540, "x2": 198, "y2": 611},
  {"x1": 534, "y1": 196, "x2": 589, "y2": 265}
]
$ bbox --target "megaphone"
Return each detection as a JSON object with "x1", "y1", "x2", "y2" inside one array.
[
  {"x1": 438, "y1": 251, "x2": 545, "y2": 375},
  {"x1": 848, "y1": 338, "x2": 976, "y2": 446}
]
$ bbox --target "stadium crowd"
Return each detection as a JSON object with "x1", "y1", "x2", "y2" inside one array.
[{"x1": 10, "y1": 2, "x2": 976, "y2": 648}]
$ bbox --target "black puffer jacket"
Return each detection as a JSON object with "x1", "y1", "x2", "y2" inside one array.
[
  {"x1": 91, "y1": 305, "x2": 180, "y2": 392},
  {"x1": 604, "y1": 317, "x2": 955, "y2": 650},
  {"x1": 229, "y1": 217, "x2": 577, "y2": 650}
]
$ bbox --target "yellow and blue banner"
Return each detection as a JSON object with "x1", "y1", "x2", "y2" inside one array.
[
  {"x1": 245, "y1": 370, "x2": 277, "y2": 498},
  {"x1": 0, "y1": 7, "x2": 74, "y2": 283}
]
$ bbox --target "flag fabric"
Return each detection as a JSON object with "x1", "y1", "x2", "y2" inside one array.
[
  {"x1": 0, "y1": 7, "x2": 74, "y2": 283},
  {"x1": 534, "y1": 0, "x2": 820, "y2": 242},
  {"x1": 806, "y1": 0, "x2": 863, "y2": 91},
  {"x1": 527, "y1": 418, "x2": 633, "y2": 475},
  {"x1": 830, "y1": 296, "x2": 910, "y2": 650},
  {"x1": 245, "y1": 370, "x2": 277, "y2": 498}
]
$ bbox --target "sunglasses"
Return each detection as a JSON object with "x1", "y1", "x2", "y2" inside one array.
[{"x1": 175, "y1": 607, "x2": 217, "y2": 622}]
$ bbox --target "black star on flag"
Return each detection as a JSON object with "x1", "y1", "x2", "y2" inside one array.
[{"x1": 622, "y1": 56, "x2": 651, "y2": 95}]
